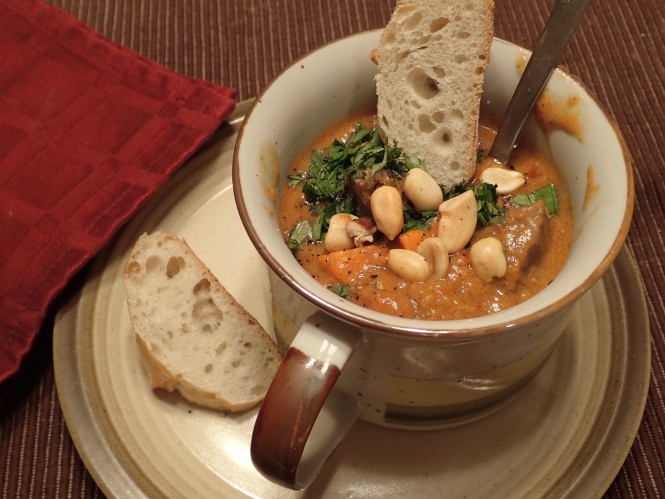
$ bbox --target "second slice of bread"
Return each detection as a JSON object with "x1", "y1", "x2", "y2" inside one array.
[
  {"x1": 123, "y1": 232, "x2": 281, "y2": 412},
  {"x1": 375, "y1": 0, "x2": 494, "y2": 188}
]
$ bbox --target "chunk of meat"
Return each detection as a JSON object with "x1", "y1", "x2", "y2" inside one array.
[
  {"x1": 347, "y1": 169, "x2": 404, "y2": 216},
  {"x1": 474, "y1": 200, "x2": 549, "y2": 289}
]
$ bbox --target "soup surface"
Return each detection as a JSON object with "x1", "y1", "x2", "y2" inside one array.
[{"x1": 277, "y1": 111, "x2": 573, "y2": 320}]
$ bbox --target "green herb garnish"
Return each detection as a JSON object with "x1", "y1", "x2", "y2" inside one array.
[
  {"x1": 287, "y1": 124, "x2": 433, "y2": 251},
  {"x1": 473, "y1": 183, "x2": 505, "y2": 225},
  {"x1": 287, "y1": 173, "x2": 306, "y2": 186},
  {"x1": 311, "y1": 197, "x2": 356, "y2": 241},
  {"x1": 287, "y1": 220, "x2": 312, "y2": 252},
  {"x1": 444, "y1": 182, "x2": 505, "y2": 226},
  {"x1": 292, "y1": 125, "x2": 414, "y2": 205},
  {"x1": 404, "y1": 155, "x2": 428, "y2": 172},
  {"x1": 403, "y1": 206, "x2": 438, "y2": 232},
  {"x1": 511, "y1": 183, "x2": 559, "y2": 217},
  {"x1": 332, "y1": 284, "x2": 350, "y2": 299}
]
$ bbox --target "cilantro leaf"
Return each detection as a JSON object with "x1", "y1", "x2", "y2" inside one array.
[
  {"x1": 405, "y1": 155, "x2": 428, "y2": 172},
  {"x1": 403, "y1": 206, "x2": 438, "y2": 232},
  {"x1": 332, "y1": 284, "x2": 350, "y2": 299},
  {"x1": 444, "y1": 182, "x2": 505, "y2": 226},
  {"x1": 444, "y1": 183, "x2": 470, "y2": 200},
  {"x1": 302, "y1": 148, "x2": 348, "y2": 202},
  {"x1": 511, "y1": 184, "x2": 559, "y2": 216},
  {"x1": 287, "y1": 220, "x2": 312, "y2": 252},
  {"x1": 311, "y1": 198, "x2": 356, "y2": 241},
  {"x1": 288, "y1": 173, "x2": 306, "y2": 186},
  {"x1": 473, "y1": 183, "x2": 505, "y2": 225}
]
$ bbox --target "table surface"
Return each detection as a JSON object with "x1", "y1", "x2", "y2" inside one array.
[{"x1": 1, "y1": 0, "x2": 663, "y2": 497}]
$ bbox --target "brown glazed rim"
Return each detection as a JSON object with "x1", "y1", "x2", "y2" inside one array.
[{"x1": 232, "y1": 33, "x2": 635, "y2": 340}]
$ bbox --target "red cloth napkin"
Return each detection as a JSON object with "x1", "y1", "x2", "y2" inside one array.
[{"x1": 0, "y1": 0, "x2": 236, "y2": 384}]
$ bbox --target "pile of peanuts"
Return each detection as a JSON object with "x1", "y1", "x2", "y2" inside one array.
[{"x1": 323, "y1": 165, "x2": 525, "y2": 283}]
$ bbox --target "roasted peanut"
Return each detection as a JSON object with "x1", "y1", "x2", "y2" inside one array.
[
  {"x1": 480, "y1": 167, "x2": 525, "y2": 194},
  {"x1": 403, "y1": 168, "x2": 444, "y2": 211},
  {"x1": 324, "y1": 213, "x2": 358, "y2": 252},
  {"x1": 346, "y1": 217, "x2": 377, "y2": 247},
  {"x1": 370, "y1": 185, "x2": 404, "y2": 240},
  {"x1": 416, "y1": 237, "x2": 449, "y2": 277},
  {"x1": 437, "y1": 189, "x2": 477, "y2": 253},
  {"x1": 387, "y1": 249, "x2": 430, "y2": 282},
  {"x1": 470, "y1": 237, "x2": 507, "y2": 282}
]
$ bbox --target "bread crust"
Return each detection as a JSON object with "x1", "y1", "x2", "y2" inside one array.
[
  {"x1": 375, "y1": 0, "x2": 495, "y2": 188},
  {"x1": 123, "y1": 232, "x2": 281, "y2": 412}
]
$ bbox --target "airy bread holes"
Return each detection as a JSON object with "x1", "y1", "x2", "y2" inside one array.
[
  {"x1": 432, "y1": 67, "x2": 446, "y2": 79},
  {"x1": 430, "y1": 17, "x2": 449, "y2": 32},
  {"x1": 454, "y1": 54, "x2": 468, "y2": 64},
  {"x1": 393, "y1": 50, "x2": 409, "y2": 67},
  {"x1": 145, "y1": 255, "x2": 161, "y2": 274},
  {"x1": 408, "y1": 67, "x2": 440, "y2": 99},
  {"x1": 418, "y1": 114, "x2": 436, "y2": 133},
  {"x1": 442, "y1": 130, "x2": 452, "y2": 144},
  {"x1": 192, "y1": 297, "x2": 224, "y2": 326},
  {"x1": 166, "y1": 256, "x2": 185, "y2": 278},
  {"x1": 126, "y1": 261, "x2": 141, "y2": 276},
  {"x1": 432, "y1": 111, "x2": 445, "y2": 123},
  {"x1": 123, "y1": 232, "x2": 281, "y2": 412},
  {"x1": 193, "y1": 278, "x2": 210, "y2": 295},
  {"x1": 405, "y1": 11, "x2": 424, "y2": 29}
]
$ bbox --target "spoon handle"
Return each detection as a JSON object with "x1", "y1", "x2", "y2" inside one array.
[{"x1": 488, "y1": 0, "x2": 592, "y2": 164}]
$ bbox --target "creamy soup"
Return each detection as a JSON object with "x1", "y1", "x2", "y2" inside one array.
[{"x1": 277, "y1": 111, "x2": 573, "y2": 320}]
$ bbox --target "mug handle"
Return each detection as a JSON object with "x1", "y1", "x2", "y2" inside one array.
[{"x1": 251, "y1": 311, "x2": 361, "y2": 489}]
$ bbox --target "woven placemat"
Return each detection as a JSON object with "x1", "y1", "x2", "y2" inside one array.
[{"x1": 1, "y1": 1, "x2": 663, "y2": 497}]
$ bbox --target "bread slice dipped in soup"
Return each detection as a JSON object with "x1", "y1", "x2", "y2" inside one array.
[{"x1": 277, "y1": 112, "x2": 573, "y2": 320}]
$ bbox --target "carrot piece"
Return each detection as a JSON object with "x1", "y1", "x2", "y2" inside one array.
[
  {"x1": 319, "y1": 245, "x2": 388, "y2": 284},
  {"x1": 397, "y1": 229, "x2": 427, "y2": 251}
]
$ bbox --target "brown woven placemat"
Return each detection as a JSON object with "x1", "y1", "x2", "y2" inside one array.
[{"x1": 1, "y1": 0, "x2": 663, "y2": 497}]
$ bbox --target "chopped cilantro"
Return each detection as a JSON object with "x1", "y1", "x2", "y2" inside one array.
[
  {"x1": 287, "y1": 124, "x2": 435, "y2": 248},
  {"x1": 444, "y1": 182, "x2": 505, "y2": 226},
  {"x1": 405, "y1": 155, "x2": 428, "y2": 172},
  {"x1": 511, "y1": 184, "x2": 559, "y2": 216},
  {"x1": 332, "y1": 284, "x2": 350, "y2": 299},
  {"x1": 403, "y1": 206, "x2": 438, "y2": 232},
  {"x1": 287, "y1": 220, "x2": 312, "y2": 252},
  {"x1": 292, "y1": 125, "x2": 414, "y2": 206},
  {"x1": 288, "y1": 173, "x2": 306, "y2": 186},
  {"x1": 473, "y1": 183, "x2": 505, "y2": 225},
  {"x1": 444, "y1": 183, "x2": 470, "y2": 200},
  {"x1": 311, "y1": 198, "x2": 356, "y2": 241}
]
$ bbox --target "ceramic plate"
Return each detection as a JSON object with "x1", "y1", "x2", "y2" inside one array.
[{"x1": 54, "y1": 101, "x2": 650, "y2": 499}]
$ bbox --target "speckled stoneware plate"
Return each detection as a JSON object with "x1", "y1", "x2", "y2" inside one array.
[{"x1": 54, "y1": 101, "x2": 650, "y2": 499}]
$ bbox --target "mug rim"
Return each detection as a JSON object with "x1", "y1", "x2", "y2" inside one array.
[{"x1": 232, "y1": 30, "x2": 634, "y2": 339}]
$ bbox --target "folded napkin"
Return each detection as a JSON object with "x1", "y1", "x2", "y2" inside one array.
[{"x1": 0, "y1": 0, "x2": 236, "y2": 384}]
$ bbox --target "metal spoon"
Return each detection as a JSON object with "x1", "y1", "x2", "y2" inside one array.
[{"x1": 488, "y1": 0, "x2": 592, "y2": 164}]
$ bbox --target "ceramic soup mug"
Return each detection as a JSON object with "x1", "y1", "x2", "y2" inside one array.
[{"x1": 232, "y1": 30, "x2": 633, "y2": 489}]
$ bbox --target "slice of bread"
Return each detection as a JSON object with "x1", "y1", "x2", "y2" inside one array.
[
  {"x1": 123, "y1": 231, "x2": 281, "y2": 412},
  {"x1": 375, "y1": 0, "x2": 494, "y2": 188}
]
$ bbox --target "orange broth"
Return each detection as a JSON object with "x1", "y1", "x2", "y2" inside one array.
[{"x1": 277, "y1": 111, "x2": 573, "y2": 320}]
